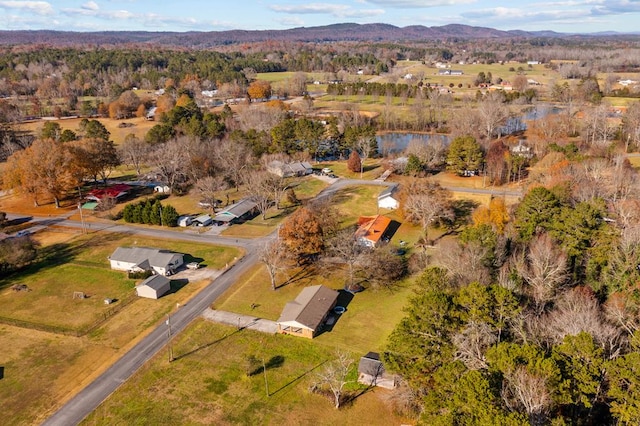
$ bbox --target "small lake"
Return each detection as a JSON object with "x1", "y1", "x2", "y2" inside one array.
[
  {"x1": 376, "y1": 104, "x2": 563, "y2": 154},
  {"x1": 376, "y1": 133, "x2": 450, "y2": 154}
]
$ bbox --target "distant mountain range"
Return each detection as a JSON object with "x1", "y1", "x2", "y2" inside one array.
[{"x1": 0, "y1": 23, "x2": 636, "y2": 47}]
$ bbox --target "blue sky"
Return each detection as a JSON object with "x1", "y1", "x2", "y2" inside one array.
[{"x1": 1, "y1": 1, "x2": 639, "y2": 33}]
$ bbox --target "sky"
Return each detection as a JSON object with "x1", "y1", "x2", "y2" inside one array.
[{"x1": 1, "y1": 0, "x2": 640, "y2": 34}]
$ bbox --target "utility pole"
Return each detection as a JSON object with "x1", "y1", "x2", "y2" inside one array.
[
  {"x1": 262, "y1": 357, "x2": 269, "y2": 397},
  {"x1": 78, "y1": 203, "x2": 87, "y2": 234},
  {"x1": 166, "y1": 314, "x2": 174, "y2": 362}
]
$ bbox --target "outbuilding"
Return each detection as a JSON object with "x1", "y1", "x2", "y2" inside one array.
[
  {"x1": 135, "y1": 275, "x2": 171, "y2": 299},
  {"x1": 357, "y1": 352, "x2": 396, "y2": 389},
  {"x1": 177, "y1": 215, "x2": 193, "y2": 227},
  {"x1": 377, "y1": 184, "x2": 399, "y2": 210},
  {"x1": 193, "y1": 214, "x2": 213, "y2": 227}
]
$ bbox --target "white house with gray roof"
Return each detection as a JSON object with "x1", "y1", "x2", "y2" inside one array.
[{"x1": 109, "y1": 247, "x2": 184, "y2": 276}]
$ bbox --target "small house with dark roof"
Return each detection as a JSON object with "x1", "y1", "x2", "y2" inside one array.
[
  {"x1": 355, "y1": 215, "x2": 392, "y2": 248},
  {"x1": 267, "y1": 160, "x2": 313, "y2": 178},
  {"x1": 277, "y1": 285, "x2": 339, "y2": 339},
  {"x1": 135, "y1": 275, "x2": 171, "y2": 299},
  {"x1": 358, "y1": 352, "x2": 396, "y2": 389},
  {"x1": 213, "y1": 197, "x2": 258, "y2": 224},
  {"x1": 108, "y1": 247, "x2": 184, "y2": 276}
]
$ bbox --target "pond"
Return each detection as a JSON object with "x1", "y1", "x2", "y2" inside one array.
[
  {"x1": 376, "y1": 104, "x2": 563, "y2": 154},
  {"x1": 376, "y1": 133, "x2": 450, "y2": 154}
]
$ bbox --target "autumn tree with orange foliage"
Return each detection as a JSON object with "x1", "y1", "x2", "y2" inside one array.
[
  {"x1": 3, "y1": 138, "x2": 76, "y2": 207},
  {"x1": 247, "y1": 80, "x2": 272, "y2": 101},
  {"x1": 154, "y1": 94, "x2": 175, "y2": 121},
  {"x1": 472, "y1": 197, "x2": 510, "y2": 234},
  {"x1": 279, "y1": 206, "x2": 324, "y2": 263}
]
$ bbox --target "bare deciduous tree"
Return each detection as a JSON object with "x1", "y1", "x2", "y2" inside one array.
[
  {"x1": 147, "y1": 137, "x2": 189, "y2": 193},
  {"x1": 258, "y1": 238, "x2": 288, "y2": 290},
  {"x1": 403, "y1": 180, "x2": 454, "y2": 246},
  {"x1": 501, "y1": 366, "x2": 553, "y2": 426},
  {"x1": 312, "y1": 351, "x2": 354, "y2": 409},
  {"x1": 435, "y1": 238, "x2": 493, "y2": 285},
  {"x1": 582, "y1": 104, "x2": 614, "y2": 150},
  {"x1": 324, "y1": 227, "x2": 366, "y2": 291},
  {"x1": 515, "y1": 234, "x2": 568, "y2": 312},
  {"x1": 478, "y1": 91, "x2": 509, "y2": 141},
  {"x1": 195, "y1": 175, "x2": 228, "y2": 214},
  {"x1": 118, "y1": 134, "x2": 148, "y2": 177},
  {"x1": 543, "y1": 287, "x2": 624, "y2": 358},
  {"x1": 215, "y1": 138, "x2": 253, "y2": 191},
  {"x1": 404, "y1": 136, "x2": 447, "y2": 170},
  {"x1": 245, "y1": 170, "x2": 274, "y2": 220},
  {"x1": 622, "y1": 101, "x2": 640, "y2": 151},
  {"x1": 453, "y1": 321, "x2": 497, "y2": 370}
]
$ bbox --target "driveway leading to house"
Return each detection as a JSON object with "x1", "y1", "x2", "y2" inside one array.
[{"x1": 202, "y1": 308, "x2": 278, "y2": 334}]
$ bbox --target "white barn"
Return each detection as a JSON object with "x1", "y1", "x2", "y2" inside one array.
[{"x1": 135, "y1": 275, "x2": 171, "y2": 299}]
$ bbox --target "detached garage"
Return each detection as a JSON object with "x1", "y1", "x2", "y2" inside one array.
[{"x1": 135, "y1": 275, "x2": 171, "y2": 299}]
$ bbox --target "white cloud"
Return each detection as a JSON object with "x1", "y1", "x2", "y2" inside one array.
[
  {"x1": 460, "y1": 6, "x2": 595, "y2": 28},
  {"x1": 364, "y1": 0, "x2": 475, "y2": 7},
  {"x1": 0, "y1": 1, "x2": 54, "y2": 16},
  {"x1": 270, "y1": 3, "x2": 384, "y2": 18},
  {"x1": 277, "y1": 16, "x2": 305, "y2": 27},
  {"x1": 82, "y1": 1, "x2": 99, "y2": 11}
]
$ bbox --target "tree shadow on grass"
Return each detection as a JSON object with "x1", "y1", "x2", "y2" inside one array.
[
  {"x1": 362, "y1": 163, "x2": 380, "y2": 173},
  {"x1": 278, "y1": 264, "x2": 317, "y2": 289},
  {"x1": 341, "y1": 386, "x2": 376, "y2": 408},
  {"x1": 0, "y1": 242, "x2": 79, "y2": 290},
  {"x1": 248, "y1": 355, "x2": 286, "y2": 376},
  {"x1": 173, "y1": 328, "x2": 243, "y2": 361},
  {"x1": 268, "y1": 359, "x2": 328, "y2": 396}
]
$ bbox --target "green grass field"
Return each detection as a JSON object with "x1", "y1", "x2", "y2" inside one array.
[
  {"x1": 81, "y1": 320, "x2": 409, "y2": 426},
  {"x1": 0, "y1": 232, "x2": 241, "y2": 332}
]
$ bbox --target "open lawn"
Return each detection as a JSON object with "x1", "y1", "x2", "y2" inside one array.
[
  {"x1": 16, "y1": 116, "x2": 156, "y2": 145},
  {"x1": 81, "y1": 320, "x2": 410, "y2": 426},
  {"x1": 319, "y1": 159, "x2": 384, "y2": 180},
  {"x1": 0, "y1": 228, "x2": 241, "y2": 425},
  {"x1": 0, "y1": 231, "x2": 240, "y2": 333},
  {"x1": 328, "y1": 184, "x2": 382, "y2": 227}
]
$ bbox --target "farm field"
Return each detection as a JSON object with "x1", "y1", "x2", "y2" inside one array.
[
  {"x1": 0, "y1": 229, "x2": 241, "y2": 425},
  {"x1": 16, "y1": 116, "x2": 156, "y2": 145}
]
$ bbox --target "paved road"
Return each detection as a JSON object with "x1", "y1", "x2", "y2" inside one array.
[
  {"x1": 315, "y1": 177, "x2": 523, "y2": 199},
  {"x1": 42, "y1": 249, "x2": 259, "y2": 426}
]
